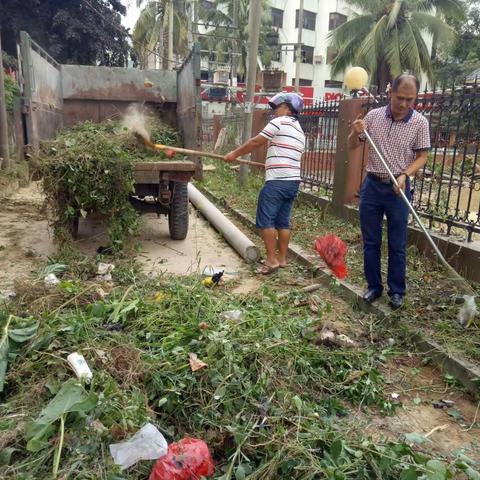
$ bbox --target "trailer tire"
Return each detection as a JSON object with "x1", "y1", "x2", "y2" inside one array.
[
  {"x1": 70, "y1": 216, "x2": 79, "y2": 240},
  {"x1": 168, "y1": 182, "x2": 189, "y2": 240}
]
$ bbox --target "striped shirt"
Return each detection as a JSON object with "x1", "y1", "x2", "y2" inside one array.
[
  {"x1": 259, "y1": 115, "x2": 305, "y2": 181},
  {"x1": 361, "y1": 104, "x2": 431, "y2": 179}
]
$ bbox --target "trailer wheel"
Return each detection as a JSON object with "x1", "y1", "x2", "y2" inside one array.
[
  {"x1": 70, "y1": 216, "x2": 79, "y2": 240},
  {"x1": 168, "y1": 182, "x2": 189, "y2": 240}
]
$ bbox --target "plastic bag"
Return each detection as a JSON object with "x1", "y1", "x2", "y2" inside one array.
[
  {"x1": 314, "y1": 234, "x2": 348, "y2": 280},
  {"x1": 149, "y1": 437, "x2": 214, "y2": 480},
  {"x1": 109, "y1": 423, "x2": 168, "y2": 470}
]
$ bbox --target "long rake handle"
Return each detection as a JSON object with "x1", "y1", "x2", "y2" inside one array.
[
  {"x1": 364, "y1": 130, "x2": 475, "y2": 295},
  {"x1": 138, "y1": 134, "x2": 265, "y2": 168}
]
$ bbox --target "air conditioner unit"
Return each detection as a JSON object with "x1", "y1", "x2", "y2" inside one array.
[
  {"x1": 213, "y1": 70, "x2": 230, "y2": 84},
  {"x1": 314, "y1": 55, "x2": 324, "y2": 64}
]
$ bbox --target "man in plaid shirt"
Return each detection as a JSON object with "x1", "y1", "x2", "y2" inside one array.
[{"x1": 348, "y1": 74, "x2": 431, "y2": 310}]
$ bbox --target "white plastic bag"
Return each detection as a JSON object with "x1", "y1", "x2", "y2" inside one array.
[{"x1": 109, "y1": 423, "x2": 168, "y2": 470}]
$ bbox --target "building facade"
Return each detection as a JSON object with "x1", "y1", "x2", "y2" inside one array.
[{"x1": 269, "y1": 0, "x2": 356, "y2": 99}]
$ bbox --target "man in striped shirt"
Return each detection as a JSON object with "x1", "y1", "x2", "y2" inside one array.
[
  {"x1": 225, "y1": 92, "x2": 305, "y2": 274},
  {"x1": 349, "y1": 74, "x2": 430, "y2": 310}
]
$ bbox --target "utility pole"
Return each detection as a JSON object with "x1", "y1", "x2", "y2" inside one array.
[
  {"x1": 0, "y1": 30, "x2": 10, "y2": 170},
  {"x1": 294, "y1": 0, "x2": 304, "y2": 92},
  {"x1": 168, "y1": 0, "x2": 174, "y2": 70},
  {"x1": 240, "y1": 0, "x2": 262, "y2": 186},
  {"x1": 231, "y1": 0, "x2": 238, "y2": 87}
]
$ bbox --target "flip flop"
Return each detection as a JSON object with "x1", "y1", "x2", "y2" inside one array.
[{"x1": 256, "y1": 264, "x2": 280, "y2": 275}]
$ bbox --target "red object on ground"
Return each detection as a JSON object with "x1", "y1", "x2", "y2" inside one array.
[
  {"x1": 314, "y1": 234, "x2": 348, "y2": 280},
  {"x1": 165, "y1": 149, "x2": 176, "y2": 158},
  {"x1": 149, "y1": 438, "x2": 215, "y2": 480}
]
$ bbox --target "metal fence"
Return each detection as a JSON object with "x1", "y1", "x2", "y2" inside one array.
[
  {"x1": 363, "y1": 81, "x2": 480, "y2": 241},
  {"x1": 298, "y1": 100, "x2": 340, "y2": 195}
]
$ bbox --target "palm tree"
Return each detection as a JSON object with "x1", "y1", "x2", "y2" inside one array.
[
  {"x1": 328, "y1": 0, "x2": 464, "y2": 90},
  {"x1": 198, "y1": 0, "x2": 273, "y2": 82},
  {"x1": 133, "y1": 0, "x2": 189, "y2": 69}
]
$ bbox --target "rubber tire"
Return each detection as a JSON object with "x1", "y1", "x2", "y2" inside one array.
[
  {"x1": 70, "y1": 216, "x2": 79, "y2": 240},
  {"x1": 168, "y1": 182, "x2": 189, "y2": 240}
]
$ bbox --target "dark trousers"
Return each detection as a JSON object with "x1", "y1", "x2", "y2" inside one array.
[{"x1": 359, "y1": 175, "x2": 411, "y2": 297}]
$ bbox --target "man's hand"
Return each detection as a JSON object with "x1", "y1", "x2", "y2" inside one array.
[
  {"x1": 351, "y1": 114, "x2": 366, "y2": 136},
  {"x1": 224, "y1": 151, "x2": 237, "y2": 163},
  {"x1": 394, "y1": 174, "x2": 407, "y2": 195}
]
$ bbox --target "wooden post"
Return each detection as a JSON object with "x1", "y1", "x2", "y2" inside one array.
[{"x1": 331, "y1": 98, "x2": 368, "y2": 214}]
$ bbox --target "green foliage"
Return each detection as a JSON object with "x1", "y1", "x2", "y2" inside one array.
[
  {"x1": 328, "y1": 0, "x2": 463, "y2": 89},
  {"x1": 0, "y1": 314, "x2": 38, "y2": 392},
  {"x1": 3, "y1": 75, "x2": 19, "y2": 114},
  {"x1": 37, "y1": 118, "x2": 181, "y2": 251},
  {"x1": 1, "y1": 274, "x2": 477, "y2": 478},
  {"x1": 0, "y1": 0, "x2": 132, "y2": 66},
  {"x1": 198, "y1": 0, "x2": 274, "y2": 80},
  {"x1": 433, "y1": 0, "x2": 480, "y2": 85},
  {"x1": 25, "y1": 380, "x2": 97, "y2": 453},
  {"x1": 133, "y1": 0, "x2": 189, "y2": 69}
]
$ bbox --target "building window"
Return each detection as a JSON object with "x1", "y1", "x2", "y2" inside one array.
[
  {"x1": 293, "y1": 78, "x2": 313, "y2": 86},
  {"x1": 273, "y1": 49, "x2": 281, "y2": 62},
  {"x1": 326, "y1": 46, "x2": 337, "y2": 64},
  {"x1": 329, "y1": 12, "x2": 347, "y2": 31},
  {"x1": 271, "y1": 7, "x2": 283, "y2": 28},
  {"x1": 295, "y1": 10, "x2": 316, "y2": 31},
  {"x1": 201, "y1": 0, "x2": 215, "y2": 11},
  {"x1": 325, "y1": 80, "x2": 343, "y2": 88},
  {"x1": 301, "y1": 46, "x2": 314, "y2": 64}
]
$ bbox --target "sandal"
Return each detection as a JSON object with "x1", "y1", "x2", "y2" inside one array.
[{"x1": 256, "y1": 264, "x2": 280, "y2": 275}]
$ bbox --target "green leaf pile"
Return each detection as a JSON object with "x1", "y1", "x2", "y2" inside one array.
[
  {"x1": 26, "y1": 379, "x2": 97, "y2": 452},
  {"x1": 0, "y1": 314, "x2": 38, "y2": 392},
  {"x1": 37, "y1": 118, "x2": 181, "y2": 250}
]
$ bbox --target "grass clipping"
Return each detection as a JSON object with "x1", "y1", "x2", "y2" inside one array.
[{"x1": 38, "y1": 114, "x2": 181, "y2": 250}]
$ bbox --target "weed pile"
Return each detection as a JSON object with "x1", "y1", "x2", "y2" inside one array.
[
  {"x1": 37, "y1": 117, "x2": 181, "y2": 250},
  {"x1": 0, "y1": 256, "x2": 478, "y2": 479}
]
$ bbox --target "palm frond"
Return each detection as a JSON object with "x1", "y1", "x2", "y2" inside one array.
[
  {"x1": 343, "y1": 0, "x2": 387, "y2": 15},
  {"x1": 388, "y1": 0, "x2": 405, "y2": 29},
  {"x1": 413, "y1": 0, "x2": 464, "y2": 17},
  {"x1": 410, "y1": 11, "x2": 454, "y2": 43},
  {"x1": 399, "y1": 20, "x2": 422, "y2": 75},
  {"x1": 327, "y1": 15, "x2": 376, "y2": 47},
  {"x1": 408, "y1": 20, "x2": 434, "y2": 81},
  {"x1": 384, "y1": 26, "x2": 403, "y2": 77}
]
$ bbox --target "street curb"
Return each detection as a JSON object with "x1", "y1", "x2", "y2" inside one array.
[{"x1": 198, "y1": 185, "x2": 480, "y2": 397}]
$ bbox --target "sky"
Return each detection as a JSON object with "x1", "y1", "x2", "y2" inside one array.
[{"x1": 121, "y1": 0, "x2": 141, "y2": 32}]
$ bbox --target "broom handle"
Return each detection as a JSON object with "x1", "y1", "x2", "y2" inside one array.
[
  {"x1": 364, "y1": 130, "x2": 475, "y2": 295},
  {"x1": 152, "y1": 143, "x2": 265, "y2": 168}
]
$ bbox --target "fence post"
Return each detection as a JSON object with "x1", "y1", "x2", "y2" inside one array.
[{"x1": 331, "y1": 98, "x2": 367, "y2": 215}]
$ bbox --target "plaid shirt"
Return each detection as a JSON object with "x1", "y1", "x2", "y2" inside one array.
[{"x1": 361, "y1": 104, "x2": 431, "y2": 179}]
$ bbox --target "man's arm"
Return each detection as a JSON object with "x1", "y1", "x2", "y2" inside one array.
[
  {"x1": 405, "y1": 150, "x2": 428, "y2": 177},
  {"x1": 348, "y1": 114, "x2": 366, "y2": 150},
  {"x1": 394, "y1": 150, "x2": 428, "y2": 194},
  {"x1": 225, "y1": 134, "x2": 268, "y2": 162}
]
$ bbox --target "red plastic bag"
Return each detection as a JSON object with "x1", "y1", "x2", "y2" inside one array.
[
  {"x1": 314, "y1": 234, "x2": 348, "y2": 279},
  {"x1": 149, "y1": 438, "x2": 214, "y2": 480}
]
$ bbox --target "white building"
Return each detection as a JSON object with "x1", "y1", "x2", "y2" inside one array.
[{"x1": 268, "y1": 0, "x2": 356, "y2": 97}]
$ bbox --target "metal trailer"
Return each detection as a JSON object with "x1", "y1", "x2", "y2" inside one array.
[{"x1": 15, "y1": 31, "x2": 202, "y2": 241}]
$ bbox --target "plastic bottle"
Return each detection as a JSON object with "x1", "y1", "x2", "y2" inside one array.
[{"x1": 67, "y1": 352, "x2": 93, "y2": 383}]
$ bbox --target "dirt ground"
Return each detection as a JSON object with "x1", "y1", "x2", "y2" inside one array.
[
  {"x1": 368, "y1": 356, "x2": 480, "y2": 460},
  {"x1": 0, "y1": 181, "x2": 253, "y2": 291}
]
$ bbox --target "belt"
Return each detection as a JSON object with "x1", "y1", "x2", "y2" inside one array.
[{"x1": 367, "y1": 172, "x2": 394, "y2": 184}]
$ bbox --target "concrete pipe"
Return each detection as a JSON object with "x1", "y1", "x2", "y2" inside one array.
[{"x1": 188, "y1": 184, "x2": 260, "y2": 263}]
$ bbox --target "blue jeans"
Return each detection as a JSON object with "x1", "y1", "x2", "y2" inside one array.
[
  {"x1": 359, "y1": 175, "x2": 411, "y2": 297},
  {"x1": 256, "y1": 180, "x2": 300, "y2": 229}
]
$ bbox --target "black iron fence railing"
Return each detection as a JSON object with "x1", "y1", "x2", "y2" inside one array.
[{"x1": 298, "y1": 100, "x2": 340, "y2": 195}]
